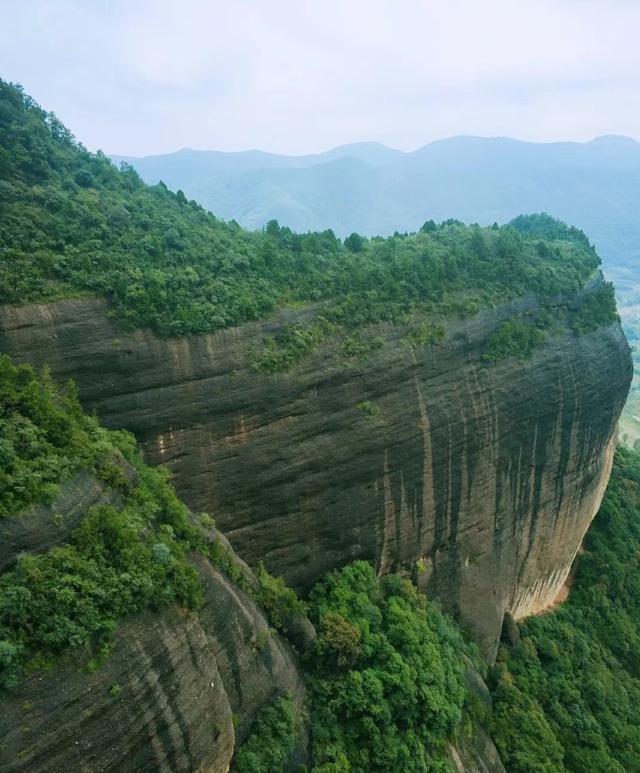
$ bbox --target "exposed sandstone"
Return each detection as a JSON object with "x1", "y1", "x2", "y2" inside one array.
[
  {"x1": 0, "y1": 609, "x2": 236, "y2": 773},
  {"x1": 0, "y1": 471, "x2": 116, "y2": 572},
  {"x1": 0, "y1": 275, "x2": 631, "y2": 657},
  {"x1": 0, "y1": 486, "x2": 307, "y2": 772}
]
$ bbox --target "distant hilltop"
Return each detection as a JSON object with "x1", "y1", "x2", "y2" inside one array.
[{"x1": 112, "y1": 134, "x2": 640, "y2": 269}]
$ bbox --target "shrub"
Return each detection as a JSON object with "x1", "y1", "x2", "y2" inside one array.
[
  {"x1": 483, "y1": 320, "x2": 547, "y2": 362},
  {"x1": 232, "y1": 696, "x2": 298, "y2": 773},
  {"x1": 306, "y1": 561, "x2": 467, "y2": 772},
  {"x1": 255, "y1": 562, "x2": 308, "y2": 634}
]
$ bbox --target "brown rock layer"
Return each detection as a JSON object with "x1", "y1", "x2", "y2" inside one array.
[
  {"x1": 0, "y1": 609, "x2": 236, "y2": 773},
  {"x1": 0, "y1": 277, "x2": 631, "y2": 656},
  {"x1": 0, "y1": 482, "x2": 306, "y2": 772}
]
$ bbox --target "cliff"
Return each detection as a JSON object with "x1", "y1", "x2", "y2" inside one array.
[
  {"x1": 0, "y1": 274, "x2": 631, "y2": 658},
  {"x1": 0, "y1": 468, "x2": 306, "y2": 772},
  {"x1": 1, "y1": 79, "x2": 634, "y2": 771}
]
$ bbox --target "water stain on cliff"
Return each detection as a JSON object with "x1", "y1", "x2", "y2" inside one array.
[{"x1": 0, "y1": 275, "x2": 632, "y2": 657}]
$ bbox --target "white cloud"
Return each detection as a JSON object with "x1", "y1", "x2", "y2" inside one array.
[{"x1": 1, "y1": 0, "x2": 640, "y2": 154}]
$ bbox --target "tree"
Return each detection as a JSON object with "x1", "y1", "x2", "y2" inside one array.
[{"x1": 344, "y1": 232, "x2": 365, "y2": 252}]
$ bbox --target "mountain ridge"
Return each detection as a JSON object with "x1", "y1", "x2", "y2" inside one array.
[
  {"x1": 111, "y1": 134, "x2": 640, "y2": 267},
  {"x1": 112, "y1": 133, "x2": 640, "y2": 163}
]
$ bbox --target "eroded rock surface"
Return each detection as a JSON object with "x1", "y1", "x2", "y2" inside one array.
[
  {"x1": 0, "y1": 609, "x2": 235, "y2": 773},
  {"x1": 0, "y1": 276, "x2": 631, "y2": 656},
  {"x1": 0, "y1": 471, "x2": 118, "y2": 572},
  {"x1": 0, "y1": 483, "x2": 306, "y2": 772}
]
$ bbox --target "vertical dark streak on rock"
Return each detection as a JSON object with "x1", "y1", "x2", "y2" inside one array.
[{"x1": 0, "y1": 289, "x2": 632, "y2": 660}]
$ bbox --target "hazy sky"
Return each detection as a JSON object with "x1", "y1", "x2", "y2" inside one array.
[{"x1": 2, "y1": 0, "x2": 640, "y2": 156}]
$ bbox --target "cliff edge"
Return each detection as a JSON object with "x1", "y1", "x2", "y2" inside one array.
[{"x1": 0, "y1": 274, "x2": 630, "y2": 658}]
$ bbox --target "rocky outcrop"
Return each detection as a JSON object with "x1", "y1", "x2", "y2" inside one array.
[
  {"x1": 449, "y1": 724, "x2": 506, "y2": 773},
  {"x1": 0, "y1": 471, "x2": 119, "y2": 572},
  {"x1": 448, "y1": 660, "x2": 506, "y2": 773},
  {"x1": 0, "y1": 275, "x2": 632, "y2": 657},
  {"x1": 0, "y1": 481, "x2": 307, "y2": 772},
  {"x1": 0, "y1": 609, "x2": 236, "y2": 773},
  {"x1": 192, "y1": 554, "x2": 306, "y2": 745}
]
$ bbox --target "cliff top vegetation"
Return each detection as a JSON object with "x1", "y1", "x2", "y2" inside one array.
[{"x1": 0, "y1": 80, "x2": 613, "y2": 340}]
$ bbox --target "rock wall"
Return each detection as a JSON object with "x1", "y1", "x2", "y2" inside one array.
[
  {"x1": 0, "y1": 276, "x2": 631, "y2": 657},
  {"x1": 0, "y1": 477, "x2": 306, "y2": 772},
  {"x1": 0, "y1": 609, "x2": 236, "y2": 773},
  {"x1": 447, "y1": 659, "x2": 505, "y2": 773}
]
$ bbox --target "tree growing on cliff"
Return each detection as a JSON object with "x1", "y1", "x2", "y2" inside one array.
[{"x1": 306, "y1": 561, "x2": 467, "y2": 772}]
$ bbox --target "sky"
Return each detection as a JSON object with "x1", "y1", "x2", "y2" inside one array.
[{"x1": 1, "y1": 0, "x2": 640, "y2": 156}]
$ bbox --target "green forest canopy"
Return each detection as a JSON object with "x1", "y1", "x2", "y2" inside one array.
[
  {"x1": 0, "y1": 356, "x2": 203, "y2": 689},
  {"x1": 233, "y1": 560, "x2": 471, "y2": 773},
  {"x1": 0, "y1": 79, "x2": 614, "y2": 339},
  {"x1": 305, "y1": 561, "x2": 468, "y2": 772}
]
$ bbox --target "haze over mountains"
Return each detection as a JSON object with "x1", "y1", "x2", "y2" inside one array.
[
  {"x1": 113, "y1": 132, "x2": 640, "y2": 447},
  {"x1": 113, "y1": 134, "x2": 640, "y2": 270}
]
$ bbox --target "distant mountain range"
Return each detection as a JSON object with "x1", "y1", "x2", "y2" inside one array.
[{"x1": 112, "y1": 134, "x2": 640, "y2": 269}]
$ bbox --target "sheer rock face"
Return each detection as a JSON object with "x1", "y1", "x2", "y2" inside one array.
[
  {"x1": 0, "y1": 484, "x2": 306, "y2": 772},
  {"x1": 0, "y1": 609, "x2": 236, "y2": 773},
  {"x1": 0, "y1": 566, "x2": 305, "y2": 773},
  {"x1": 0, "y1": 277, "x2": 632, "y2": 657},
  {"x1": 0, "y1": 471, "x2": 117, "y2": 573}
]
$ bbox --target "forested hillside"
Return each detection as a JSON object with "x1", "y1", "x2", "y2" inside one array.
[
  {"x1": 113, "y1": 135, "x2": 640, "y2": 272},
  {"x1": 0, "y1": 79, "x2": 614, "y2": 344}
]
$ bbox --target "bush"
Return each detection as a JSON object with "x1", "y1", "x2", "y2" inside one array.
[
  {"x1": 306, "y1": 561, "x2": 467, "y2": 772},
  {"x1": 483, "y1": 320, "x2": 547, "y2": 362},
  {"x1": 255, "y1": 562, "x2": 308, "y2": 634},
  {"x1": 570, "y1": 282, "x2": 619, "y2": 334},
  {"x1": 0, "y1": 355, "x2": 132, "y2": 517}
]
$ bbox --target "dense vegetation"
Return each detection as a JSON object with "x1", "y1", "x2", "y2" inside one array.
[
  {"x1": 0, "y1": 357, "x2": 203, "y2": 688},
  {"x1": 232, "y1": 561, "x2": 470, "y2": 772},
  {"x1": 0, "y1": 79, "x2": 614, "y2": 351},
  {"x1": 0, "y1": 354, "x2": 129, "y2": 517},
  {"x1": 490, "y1": 447, "x2": 640, "y2": 772},
  {"x1": 305, "y1": 561, "x2": 467, "y2": 772},
  {"x1": 482, "y1": 319, "x2": 548, "y2": 362},
  {"x1": 233, "y1": 696, "x2": 299, "y2": 773},
  {"x1": 117, "y1": 137, "x2": 640, "y2": 276}
]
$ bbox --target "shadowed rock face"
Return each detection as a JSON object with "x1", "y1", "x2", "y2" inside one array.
[
  {"x1": 0, "y1": 471, "x2": 119, "y2": 573},
  {"x1": 0, "y1": 609, "x2": 236, "y2": 773},
  {"x1": 0, "y1": 277, "x2": 631, "y2": 657},
  {"x1": 0, "y1": 476, "x2": 306, "y2": 772}
]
